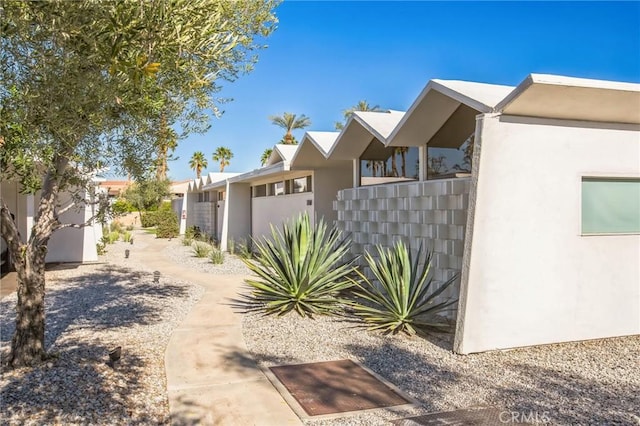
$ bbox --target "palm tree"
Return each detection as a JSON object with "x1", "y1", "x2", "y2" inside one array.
[
  {"x1": 189, "y1": 151, "x2": 208, "y2": 179},
  {"x1": 213, "y1": 146, "x2": 233, "y2": 172},
  {"x1": 269, "y1": 112, "x2": 311, "y2": 144},
  {"x1": 397, "y1": 147, "x2": 408, "y2": 177},
  {"x1": 260, "y1": 148, "x2": 273, "y2": 166},
  {"x1": 335, "y1": 100, "x2": 382, "y2": 130}
]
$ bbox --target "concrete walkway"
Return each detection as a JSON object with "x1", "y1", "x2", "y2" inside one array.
[{"x1": 134, "y1": 233, "x2": 301, "y2": 426}]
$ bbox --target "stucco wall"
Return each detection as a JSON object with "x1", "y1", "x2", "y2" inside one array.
[
  {"x1": 455, "y1": 114, "x2": 640, "y2": 354},
  {"x1": 223, "y1": 183, "x2": 251, "y2": 250},
  {"x1": 47, "y1": 190, "x2": 98, "y2": 263},
  {"x1": 334, "y1": 178, "x2": 471, "y2": 304},
  {"x1": 251, "y1": 192, "x2": 314, "y2": 241},
  {"x1": 313, "y1": 167, "x2": 353, "y2": 225}
]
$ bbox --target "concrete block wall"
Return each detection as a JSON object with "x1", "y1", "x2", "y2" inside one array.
[
  {"x1": 191, "y1": 202, "x2": 215, "y2": 237},
  {"x1": 334, "y1": 178, "x2": 471, "y2": 304}
]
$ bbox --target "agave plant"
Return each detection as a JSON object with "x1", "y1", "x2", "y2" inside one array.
[
  {"x1": 238, "y1": 213, "x2": 358, "y2": 317},
  {"x1": 352, "y1": 241, "x2": 458, "y2": 336}
]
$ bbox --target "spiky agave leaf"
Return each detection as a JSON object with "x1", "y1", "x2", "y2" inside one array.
[
  {"x1": 235, "y1": 213, "x2": 358, "y2": 317},
  {"x1": 352, "y1": 240, "x2": 458, "y2": 336}
]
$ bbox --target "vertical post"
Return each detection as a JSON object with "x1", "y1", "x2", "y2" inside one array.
[
  {"x1": 418, "y1": 145, "x2": 428, "y2": 181},
  {"x1": 352, "y1": 158, "x2": 361, "y2": 188}
]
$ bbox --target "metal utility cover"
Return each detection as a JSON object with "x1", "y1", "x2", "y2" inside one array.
[{"x1": 268, "y1": 359, "x2": 412, "y2": 417}]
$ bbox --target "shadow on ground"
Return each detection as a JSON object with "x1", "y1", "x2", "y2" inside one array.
[{"x1": 0, "y1": 264, "x2": 191, "y2": 424}]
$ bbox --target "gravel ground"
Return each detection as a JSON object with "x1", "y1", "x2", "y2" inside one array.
[
  {"x1": 163, "y1": 237, "x2": 251, "y2": 275},
  {"x1": 0, "y1": 236, "x2": 204, "y2": 425},
  {"x1": 243, "y1": 312, "x2": 640, "y2": 425}
]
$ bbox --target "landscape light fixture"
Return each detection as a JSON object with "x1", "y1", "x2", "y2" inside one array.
[
  {"x1": 107, "y1": 346, "x2": 122, "y2": 368},
  {"x1": 153, "y1": 271, "x2": 161, "y2": 283},
  {"x1": 125, "y1": 249, "x2": 130, "y2": 259}
]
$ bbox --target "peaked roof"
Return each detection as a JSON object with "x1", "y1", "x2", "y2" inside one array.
[
  {"x1": 188, "y1": 172, "x2": 240, "y2": 192},
  {"x1": 266, "y1": 144, "x2": 299, "y2": 166},
  {"x1": 327, "y1": 110, "x2": 407, "y2": 160},
  {"x1": 290, "y1": 131, "x2": 350, "y2": 169},
  {"x1": 431, "y1": 79, "x2": 515, "y2": 113},
  {"x1": 386, "y1": 79, "x2": 514, "y2": 147}
]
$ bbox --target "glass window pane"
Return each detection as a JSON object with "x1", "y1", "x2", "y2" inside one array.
[
  {"x1": 293, "y1": 177, "x2": 308, "y2": 193},
  {"x1": 582, "y1": 178, "x2": 640, "y2": 234}
]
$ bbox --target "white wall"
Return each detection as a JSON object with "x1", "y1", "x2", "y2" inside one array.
[
  {"x1": 0, "y1": 180, "x2": 29, "y2": 240},
  {"x1": 216, "y1": 198, "x2": 225, "y2": 243},
  {"x1": 313, "y1": 167, "x2": 352, "y2": 225},
  {"x1": 223, "y1": 183, "x2": 251, "y2": 250},
  {"x1": 251, "y1": 192, "x2": 314, "y2": 241},
  {"x1": 455, "y1": 114, "x2": 640, "y2": 354},
  {"x1": 47, "y1": 190, "x2": 98, "y2": 263}
]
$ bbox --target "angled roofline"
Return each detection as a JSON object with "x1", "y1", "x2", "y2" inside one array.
[
  {"x1": 326, "y1": 110, "x2": 406, "y2": 159},
  {"x1": 386, "y1": 79, "x2": 515, "y2": 146},
  {"x1": 292, "y1": 131, "x2": 340, "y2": 162}
]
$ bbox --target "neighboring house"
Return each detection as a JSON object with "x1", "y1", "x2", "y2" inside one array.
[
  {"x1": 176, "y1": 172, "x2": 241, "y2": 238},
  {"x1": 1, "y1": 179, "x2": 105, "y2": 264},
  {"x1": 98, "y1": 180, "x2": 132, "y2": 200},
  {"x1": 330, "y1": 73, "x2": 640, "y2": 354},
  {"x1": 185, "y1": 137, "x2": 352, "y2": 250}
]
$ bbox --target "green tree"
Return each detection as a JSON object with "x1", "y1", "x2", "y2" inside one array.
[
  {"x1": 335, "y1": 100, "x2": 382, "y2": 130},
  {"x1": 260, "y1": 148, "x2": 273, "y2": 166},
  {"x1": 122, "y1": 179, "x2": 171, "y2": 213},
  {"x1": 0, "y1": 0, "x2": 277, "y2": 367},
  {"x1": 213, "y1": 146, "x2": 233, "y2": 172},
  {"x1": 269, "y1": 112, "x2": 311, "y2": 144},
  {"x1": 189, "y1": 151, "x2": 208, "y2": 179}
]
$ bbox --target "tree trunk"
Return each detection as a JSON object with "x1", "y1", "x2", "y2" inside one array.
[
  {"x1": 3, "y1": 154, "x2": 66, "y2": 367},
  {"x1": 9, "y1": 245, "x2": 48, "y2": 367}
]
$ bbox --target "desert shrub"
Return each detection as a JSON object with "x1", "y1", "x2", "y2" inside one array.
[
  {"x1": 227, "y1": 237, "x2": 235, "y2": 254},
  {"x1": 351, "y1": 241, "x2": 458, "y2": 336},
  {"x1": 109, "y1": 221, "x2": 123, "y2": 233},
  {"x1": 107, "y1": 231, "x2": 120, "y2": 244},
  {"x1": 192, "y1": 241, "x2": 212, "y2": 258},
  {"x1": 182, "y1": 237, "x2": 193, "y2": 246},
  {"x1": 125, "y1": 224, "x2": 134, "y2": 231},
  {"x1": 210, "y1": 247, "x2": 225, "y2": 264},
  {"x1": 121, "y1": 231, "x2": 133, "y2": 243},
  {"x1": 236, "y1": 213, "x2": 358, "y2": 317},
  {"x1": 140, "y1": 211, "x2": 158, "y2": 228},
  {"x1": 237, "y1": 238, "x2": 253, "y2": 259},
  {"x1": 185, "y1": 226, "x2": 201, "y2": 240},
  {"x1": 96, "y1": 242, "x2": 106, "y2": 255},
  {"x1": 155, "y1": 209, "x2": 179, "y2": 238}
]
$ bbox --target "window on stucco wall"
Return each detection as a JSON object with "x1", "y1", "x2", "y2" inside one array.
[
  {"x1": 426, "y1": 135, "x2": 474, "y2": 179},
  {"x1": 581, "y1": 177, "x2": 640, "y2": 234},
  {"x1": 359, "y1": 146, "x2": 419, "y2": 186}
]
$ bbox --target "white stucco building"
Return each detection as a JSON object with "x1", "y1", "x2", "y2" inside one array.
[
  {"x1": 175, "y1": 72, "x2": 639, "y2": 355},
  {"x1": 1, "y1": 179, "x2": 105, "y2": 265},
  {"x1": 330, "y1": 74, "x2": 640, "y2": 354}
]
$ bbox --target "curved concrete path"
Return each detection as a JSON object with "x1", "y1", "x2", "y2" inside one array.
[{"x1": 134, "y1": 233, "x2": 301, "y2": 426}]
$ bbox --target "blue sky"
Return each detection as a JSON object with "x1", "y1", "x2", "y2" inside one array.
[{"x1": 163, "y1": 1, "x2": 640, "y2": 181}]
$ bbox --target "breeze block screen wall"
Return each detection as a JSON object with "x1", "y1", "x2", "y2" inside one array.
[{"x1": 334, "y1": 178, "x2": 471, "y2": 304}]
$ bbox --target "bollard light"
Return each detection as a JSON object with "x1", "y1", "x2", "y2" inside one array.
[
  {"x1": 125, "y1": 249, "x2": 130, "y2": 259},
  {"x1": 153, "y1": 271, "x2": 161, "y2": 283}
]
